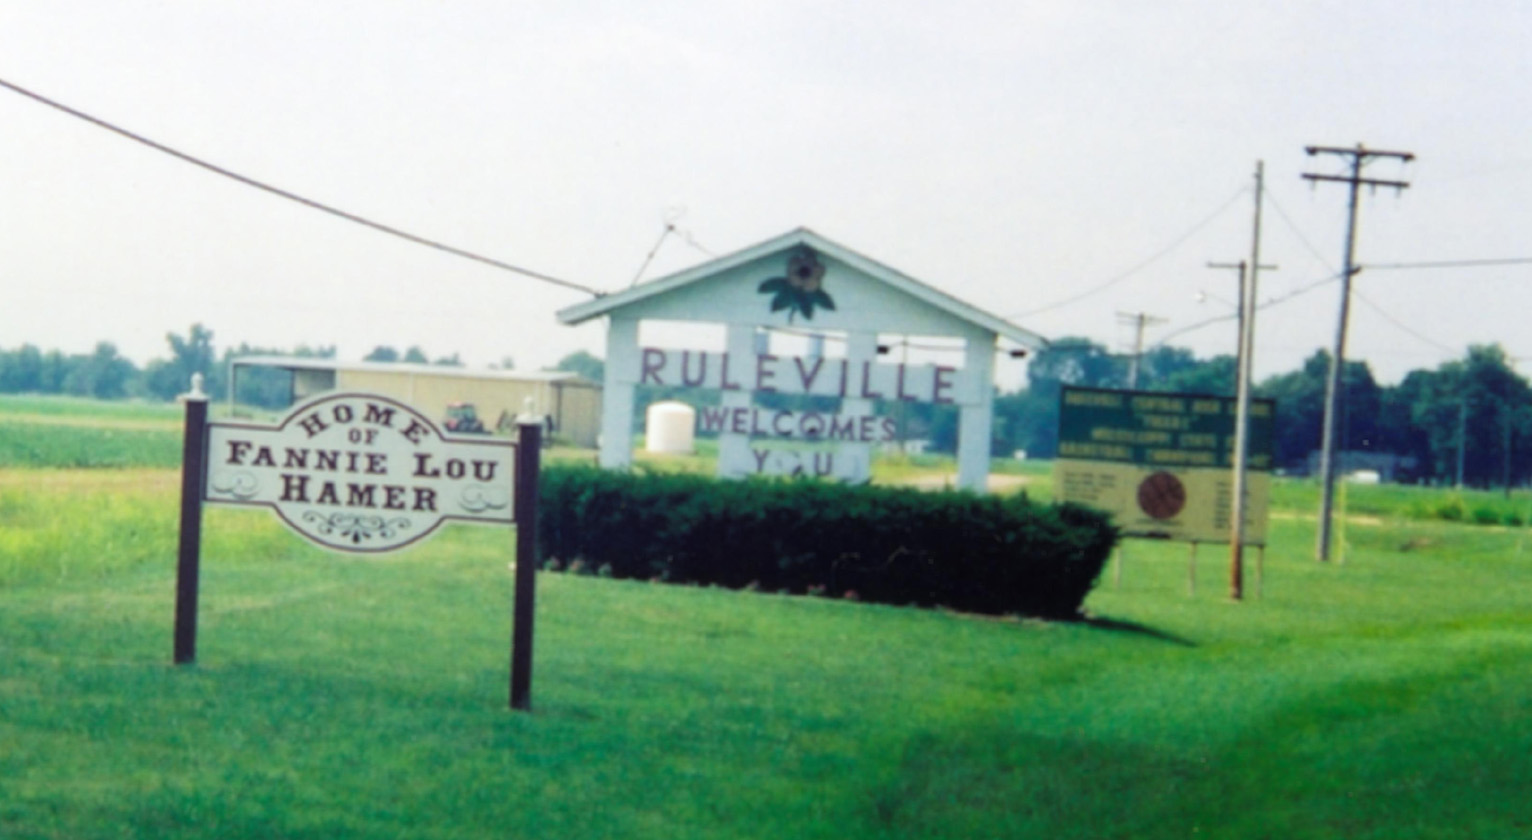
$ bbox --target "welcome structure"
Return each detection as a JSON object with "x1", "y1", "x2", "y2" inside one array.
[{"x1": 558, "y1": 228, "x2": 1047, "y2": 491}]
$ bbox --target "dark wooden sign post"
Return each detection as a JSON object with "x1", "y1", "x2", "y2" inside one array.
[
  {"x1": 173, "y1": 379, "x2": 543, "y2": 712},
  {"x1": 509, "y1": 421, "x2": 540, "y2": 711},
  {"x1": 173, "y1": 376, "x2": 209, "y2": 665}
]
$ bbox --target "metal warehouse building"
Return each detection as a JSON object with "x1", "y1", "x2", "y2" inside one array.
[{"x1": 227, "y1": 356, "x2": 602, "y2": 448}]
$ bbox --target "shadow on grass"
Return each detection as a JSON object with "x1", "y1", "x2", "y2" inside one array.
[{"x1": 1080, "y1": 615, "x2": 1198, "y2": 647}]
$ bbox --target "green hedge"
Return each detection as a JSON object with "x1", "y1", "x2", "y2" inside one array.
[{"x1": 538, "y1": 466, "x2": 1118, "y2": 620}]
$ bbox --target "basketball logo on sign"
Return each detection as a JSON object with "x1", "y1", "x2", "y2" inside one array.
[{"x1": 1136, "y1": 471, "x2": 1187, "y2": 520}]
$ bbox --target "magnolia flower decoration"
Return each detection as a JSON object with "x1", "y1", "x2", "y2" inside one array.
[{"x1": 758, "y1": 248, "x2": 836, "y2": 322}]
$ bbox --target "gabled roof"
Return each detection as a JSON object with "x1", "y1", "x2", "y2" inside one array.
[{"x1": 557, "y1": 227, "x2": 1048, "y2": 349}]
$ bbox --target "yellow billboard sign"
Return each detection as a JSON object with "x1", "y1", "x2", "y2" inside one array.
[{"x1": 1053, "y1": 387, "x2": 1274, "y2": 544}]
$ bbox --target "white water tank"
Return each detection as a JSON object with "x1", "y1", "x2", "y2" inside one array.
[{"x1": 645, "y1": 401, "x2": 696, "y2": 454}]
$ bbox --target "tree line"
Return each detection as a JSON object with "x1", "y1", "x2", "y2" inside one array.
[
  {"x1": 558, "y1": 338, "x2": 1532, "y2": 488},
  {"x1": 3, "y1": 325, "x2": 1526, "y2": 487},
  {"x1": 0, "y1": 325, "x2": 483, "y2": 409},
  {"x1": 984, "y1": 339, "x2": 1529, "y2": 487}
]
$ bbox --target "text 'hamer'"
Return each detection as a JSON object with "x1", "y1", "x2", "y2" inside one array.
[{"x1": 219, "y1": 400, "x2": 502, "y2": 513}]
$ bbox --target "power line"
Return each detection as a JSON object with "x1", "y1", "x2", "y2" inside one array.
[
  {"x1": 1264, "y1": 186, "x2": 1336, "y2": 272},
  {"x1": 761, "y1": 325, "x2": 1025, "y2": 358},
  {"x1": 1147, "y1": 311, "x2": 1237, "y2": 350},
  {"x1": 678, "y1": 227, "x2": 715, "y2": 258},
  {"x1": 629, "y1": 209, "x2": 719, "y2": 287},
  {"x1": 1267, "y1": 188, "x2": 1511, "y2": 354},
  {"x1": 1352, "y1": 289, "x2": 1457, "y2": 353},
  {"x1": 630, "y1": 223, "x2": 678, "y2": 288},
  {"x1": 1008, "y1": 186, "x2": 1249, "y2": 319},
  {"x1": 0, "y1": 75, "x2": 606, "y2": 298},
  {"x1": 1148, "y1": 270, "x2": 1343, "y2": 350},
  {"x1": 1364, "y1": 257, "x2": 1532, "y2": 270}
]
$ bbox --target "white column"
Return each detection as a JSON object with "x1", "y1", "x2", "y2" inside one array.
[
  {"x1": 840, "y1": 331, "x2": 878, "y2": 483},
  {"x1": 599, "y1": 317, "x2": 638, "y2": 469},
  {"x1": 956, "y1": 330, "x2": 996, "y2": 492},
  {"x1": 715, "y1": 323, "x2": 756, "y2": 478}
]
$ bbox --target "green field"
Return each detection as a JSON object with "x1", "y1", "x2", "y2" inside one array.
[
  {"x1": 2, "y1": 396, "x2": 1530, "y2": 838},
  {"x1": 0, "y1": 395, "x2": 181, "y2": 469}
]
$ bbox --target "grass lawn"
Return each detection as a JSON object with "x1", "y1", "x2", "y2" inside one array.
[{"x1": 2, "y1": 396, "x2": 1531, "y2": 837}]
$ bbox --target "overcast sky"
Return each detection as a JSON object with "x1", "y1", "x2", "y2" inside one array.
[{"x1": 3, "y1": 1, "x2": 1529, "y2": 388}]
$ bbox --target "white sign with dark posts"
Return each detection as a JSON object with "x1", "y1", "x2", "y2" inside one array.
[
  {"x1": 175, "y1": 385, "x2": 542, "y2": 711},
  {"x1": 204, "y1": 393, "x2": 516, "y2": 552}
]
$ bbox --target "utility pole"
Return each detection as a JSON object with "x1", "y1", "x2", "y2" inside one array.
[
  {"x1": 1209, "y1": 164, "x2": 1278, "y2": 600},
  {"x1": 1207, "y1": 263, "x2": 1249, "y2": 381},
  {"x1": 1117, "y1": 311, "x2": 1167, "y2": 389},
  {"x1": 1302, "y1": 143, "x2": 1413, "y2": 563}
]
